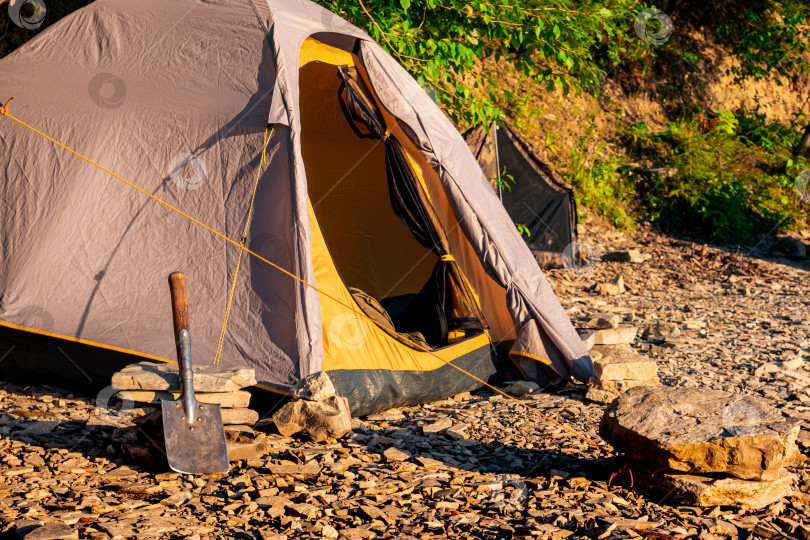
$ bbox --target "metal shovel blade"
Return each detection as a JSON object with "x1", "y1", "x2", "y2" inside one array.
[
  {"x1": 162, "y1": 398, "x2": 229, "y2": 475},
  {"x1": 160, "y1": 327, "x2": 229, "y2": 475}
]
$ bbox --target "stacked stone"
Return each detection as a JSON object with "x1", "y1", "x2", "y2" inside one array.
[
  {"x1": 600, "y1": 386, "x2": 802, "y2": 509},
  {"x1": 586, "y1": 344, "x2": 659, "y2": 403},
  {"x1": 111, "y1": 361, "x2": 259, "y2": 429},
  {"x1": 576, "y1": 315, "x2": 659, "y2": 404},
  {"x1": 109, "y1": 361, "x2": 267, "y2": 462}
]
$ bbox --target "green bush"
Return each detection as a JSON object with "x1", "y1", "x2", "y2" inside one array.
[
  {"x1": 618, "y1": 111, "x2": 807, "y2": 243},
  {"x1": 314, "y1": 0, "x2": 637, "y2": 127},
  {"x1": 566, "y1": 125, "x2": 635, "y2": 230}
]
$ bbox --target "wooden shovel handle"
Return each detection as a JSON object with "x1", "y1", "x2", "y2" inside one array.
[{"x1": 168, "y1": 272, "x2": 190, "y2": 336}]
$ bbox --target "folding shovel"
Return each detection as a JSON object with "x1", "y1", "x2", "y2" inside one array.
[{"x1": 162, "y1": 272, "x2": 229, "y2": 475}]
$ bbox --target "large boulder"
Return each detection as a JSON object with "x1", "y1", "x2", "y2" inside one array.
[
  {"x1": 272, "y1": 395, "x2": 351, "y2": 443},
  {"x1": 599, "y1": 386, "x2": 801, "y2": 481}
]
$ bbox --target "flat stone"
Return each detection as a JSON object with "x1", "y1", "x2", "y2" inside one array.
[
  {"x1": 709, "y1": 520, "x2": 739, "y2": 537},
  {"x1": 592, "y1": 326, "x2": 638, "y2": 346},
  {"x1": 272, "y1": 395, "x2": 351, "y2": 442},
  {"x1": 117, "y1": 390, "x2": 252, "y2": 408},
  {"x1": 12, "y1": 520, "x2": 43, "y2": 537},
  {"x1": 602, "y1": 517, "x2": 663, "y2": 530},
  {"x1": 602, "y1": 250, "x2": 647, "y2": 263},
  {"x1": 594, "y1": 276, "x2": 627, "y2": 295},
  {"x1": 256, "y1": 532, "x2": 287, "y2": 540},
  {"x1": 265, "y1": 462, "x2": 321, "y2": 479},
  {"x1": 226, "y1": 431, "x2": 269, "y2": 461},
  {"x1": 111, "y1": 362, "x2": 256, "y2": 392},
  {"x1": 642, "y1": 322, "x2": 681, "y2": 341},
  {"x1": 586, "y1": 376, "x2": 659, "y2": 403},
  {"x1": 291, "y1": 371, "x2": 336, "y2": 402},
  {"x1": 781, "y1": 357, "x2": 805, "y2": 371},
  {"x1": 117, "y1": 483, "x2": 163, "y2": 495},
  {"x1": 3, "y1": 466, "x2": 34, "y2": 476},
  {"x1": 643, "y1": 470, "x2": 796, "y2": 509},
  {"x1": 593, "y1": 345, "x2": 656, "y2": 381},
  {"x1": 415, "y1": 456, "x2": 446, "y2": 468},
  {"x1": 255, "y1": 496, "x2": 292, "y2": 509},
  {"x1": 508, "y1": 380, "x2": 539, "y2": 397},
  {"x1": 383, "y1": 447, "x2": 411, "y2": 462},
  {"x1": 600, "y1": 386, "x2": 802, "y2": 481},
  {"x1": 446, "y1": 423, "x2": 469, "y2": 440},
  {"x1": 579, "y1": 313, "x2": 622, "y2": 329},
  {"x1": 596, "y1": 377, "x2": 659, "y2": 393},
  {"x1": 422, "y1": 417, "x2": 454, "y2": 434},
  {"x1": 224, "y1": 424, "x2": 254, "y2": 435},
  {"x1": 580, "y1": 332, "x2": 596, "y2": 351},
  {"x1": 585, "y1": 387, "x2": 620, "y2": 404},
  {"x1": 366, "y1": 410, "x2": 405, "y2": 422},
  {"x1": 24, "y1": 523, "x2": 78, "y2": 540},
  {"x1": 160, "y1": 491, "x2": 191, "y2": 507},
  {"x1": 97, "y1": 522, "x2": 138, "y2": 538},
  {"x1": 20, "y1": 420, "x2": 60, "y2": 436},
  {"x1": 100, "y1": 467, "x2": 139, "y2": 481},
  {"x1": 220, "y1": 408, "x2": 259, "y2": 426},
  {"x1": 754, "y1": 363, "x2": 780, "y2": 378},
  {"x1": 288, "y1": 502, "x2": 319, "y2": 519}
]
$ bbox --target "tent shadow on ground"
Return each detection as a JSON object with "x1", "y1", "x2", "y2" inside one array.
[
  {"x1": 0, "y1": 411, "x2": 619, "y2": 495},
  {"x1": 0, "y1": 376, "x2": 627, "y2": 502},
  {"x1": 0, "y1": 383, "x2": 163, "y2": 470},
  {"x1": 0, "y1": 386, "x2": 616, "y2": 482},
  {"x1": 350, "y1": 417, "x2": 615, "y2": 482},
  {"x1": 1, "y1": 414, "x2": 115, "y2": 455}
]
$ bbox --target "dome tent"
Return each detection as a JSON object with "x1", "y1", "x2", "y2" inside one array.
[
  {"x1": 0, "y1": 0, "x2": 592, "y2": 415},
  {"x1": 465, "y1": 122, "x2": 578, "y2": 269}
]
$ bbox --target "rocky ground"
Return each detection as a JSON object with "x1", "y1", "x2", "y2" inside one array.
[{"x1": 1, "y1": 224, "x2": 809, "y2": 539}]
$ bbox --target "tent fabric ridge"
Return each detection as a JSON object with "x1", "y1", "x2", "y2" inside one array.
[{"x1": 247, "y1": 0, "x2": 271, "y2": 33}]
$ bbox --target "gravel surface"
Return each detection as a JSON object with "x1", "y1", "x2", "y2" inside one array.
[{"x1": 1, "y1": 225, "x2": 808, "y2": 539}]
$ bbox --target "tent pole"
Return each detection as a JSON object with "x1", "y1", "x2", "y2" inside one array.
[{"x1": 492, "y1": 122, "x2": 503, "y2": 201}]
